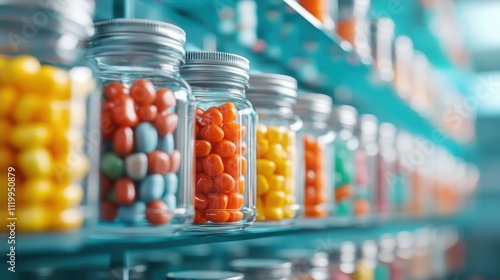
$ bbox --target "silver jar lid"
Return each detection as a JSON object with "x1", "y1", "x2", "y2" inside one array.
[
  {"x1": 89, "y1": 18, "x2": 186, "y2": 61},
  {"x1": 332, "y1": 105, "x2": 357, "y2": 129},
  {"x1": 230, "y1": 258, "x2": 292, "y2": 278},
  {"x1": 294, "y1": 93, "x2": 333, "y2": 123},
  {"x1": 379, "y1": 122, "x2": 396, "y2": 141},
  {"x1": 166, "y1": 270, "x2": 244, "y2": 280},
  {"x1": 181, "y1": 51, "x2": 250, "y2": 89},
  {"x1": 247, "y1": 73, "x2": 298, "y2": 108}
]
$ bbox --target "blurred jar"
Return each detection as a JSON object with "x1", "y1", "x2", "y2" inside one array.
[
  {"x1": 354, "y1": 240, "x2": 377, "y2": 280},
  {"x1": 369, "y1": 18, "x2": 395, "y2": 82},
  {"x1": 394, "y1": 231, "x2": 413, "y2": 279},
  {"x1": 337, "y1": 0, "x2": 371, "y2": 62},
  {"x1": 354, "y1": 115, "x2": 378, "y2": 219},
  {"x1": 230, "y1": 258, "x2": 293, "y2": 280},
  {"x1": 432, "y1": 148, "x2": 455, "y2": 216},
  {"x1": 376, "y1": 123, "x2": 396, "y2": 218},
  {"x1": 0, "y1": 0, "x2": 97, "y2": 250},
  {"x1": 299, "y1": 0, "x2": 335, "y2": 30},
  {"x1": 87, "y1": 19, "x2": 194, "y2": 235},
  {"x1": 276, "y1": 249, "x2": 330, "y2": 280},
  {"x1": 247, "y1": 74, "x2": 303, "y2": 223},
  {"x1": 410, "y1": 52, "x2": 431, "y2": 114},
  {"x1": 393, "y1": 36, "x2": 414, "y2": 100},
  {"x1": 408, "y1": 229, "x2": 432, "y2": 280},
  {"x1": 332, "y1": 106, "x2": 358, "y2": 217},
  {"x1": 393, "y1": 131, "x2": 412, "y2": 216},
  {"x1": 375, "y1": 234, "x2": 395, "y2": 280},
  {"x1": 337, "y1": 0, "x2": 356, "y2": 44},
  {"x1": 329, "y1": 242, "x2": 356, "y2": 280},
  {"x1": 181, "y1": 51, "x2": 256, "y2": 230},
  {"x1": 166, "y1": 270, "x2": 244, "y2": 280},
  {"x1": 294, "y1": 94, "x2": 335, "y2": 219}
]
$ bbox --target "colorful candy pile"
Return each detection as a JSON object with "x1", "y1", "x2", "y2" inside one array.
[
  {"x1": 303, "y1": 135, "x2": 328, "y2": 218},
  {"x1": 0, "y1": 55, "x2": 91, "y2": 232},
  {"x1": 255, "y1": 124, "x2": 296, "y2": 221},
  {"x1": 99, "y1": 79, "x2": 180, "y2": 225},
  {"x1": 193, "y1": 103, "x2": 246, "y2": 224}
]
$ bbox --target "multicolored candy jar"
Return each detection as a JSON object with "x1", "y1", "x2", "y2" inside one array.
[
  {"x1": 393, "y1": 131, "x2": 413, "y2": 216},
  {"x1": 246, "y1": 74, "x2": 303, "y2": 224},
  {"x1": 376, "y1": 123, "x2": 397, "y2": 218},
  {"x1": 181, "y1": 51, "x2": 256, "y2": 231},
  {"x1": 294, "y1": 93, "x2": 335, "y2": 219},
  {"x1": 87, "y1": 19, "x2": 195, "y2": 235},
  {"x1": 0, "y1": 0, "x2": 97, "y2": 250},
  {"x1": 332, "y1": 106, "x2": 359, "y2": 217}
]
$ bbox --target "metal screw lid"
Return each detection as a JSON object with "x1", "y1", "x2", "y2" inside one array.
[
  {"x1": 294, "y1": 93, "x2": 333, "y2": 122},
  {"x1": 181, "y1": 51, "x2": 250, "y2": 89},
  {"x1": 332, "y1": 105, "x2": 357, "y2": 129},
  {"x1": 230, "y1": 258, "x2": 292, "y2": 278},
  {"x1": 247, "y1": 73, "x2": 298, "y2": 108},
  {"x1": 379, "y1": 122, "x2": 396, "y2": 141},
  {"x1": 358, "y1": 114, "x2": 378, "y2": 135},
  {"x1": 166, "y1": 270, "x2": 244, "y2": 280}
]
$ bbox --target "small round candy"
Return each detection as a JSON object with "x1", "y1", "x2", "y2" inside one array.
[
  {"x1": 118, "y1": 202, "x2": 146, "y2": 224},
  {"x1": 101, "y1": 201, "x2": 118, "y2": 221},
  {"x1": 154, "y1": 88, "x2": 176, "y2": 113},
  {"x1": 226, "y1": 210, "x2": 244, "y2": 222},
  {"x1": 222, "y1": 122, "x2": 246, "y2": 142},
  {"x1": 20, "y1": 178, "x2": 54, "y2": 203},
  {"x1": 200, "y1": 124, "x2": 224, "y2": 143},
  {"x1": 335, "y1": 185, "x2": 353, "y2": 202},
  {"x1": 163, "y1": 193, "x2": 177, "y2": 209},
  {"x1": 101, "y1": 152, "x2": 124, "y2": 180},
  {"x1": 196, "y1": 158, "x2": 204, "y2": 172},
  {"x1": 157, "y1": 134, "x2": 174, "y2": 154},
  {"x1": 218, "y1": 102, "x2": 237, "y2": 122},
  {"x1": 207, "y1": 193, "x2": 228, "y2": 210},
  {"x1": 223, "y1": 155, "x2": 246, "y2": 178},
  {"x1": 227, "y1": 192, "x2": 244, "y2": 209},
  {"x1": 130, "y1": 79, "x2": 156, "y2": 105},
  {"x1": 113, "y1": 126, "x2": 134, "y2": 156},
  {"x1": 10, "y1": 123, "x2": 51, "y2": 148},
  {"x1": 267, "y1": 175, "x2": 285, "y2": 191},
  {"x1": 154, "y1": 112, "x2": 178, "y2": 136},
  {"x1": 202, "y1": 154, "x2": 224, "y2": 177},
  {"x1": 134, "y1": 122, "x2": 158, "y2": 154},
  {"x1": 195, "y1": 140, "x2": 212, "y2": 158},
  {"x1": 148, "y1": 151, "x2": 171, "y2": 174},
  {"x1": 196, "y1": 173, "x2": 214, "y2": 193},
  {"x1": 114, "y1": 178, "x2": 136, "y2": 205},
  {"x1": 139, "y1": 174, "x2": 165, "y2": 203},
  {"x1": 263, "y1": 207, "x2": 283, "y2": 221},
  {"x1": 17, "y1": 206, "x2": 48, "y2": 233},
  {"x1": 212, "y1": 140, "x2": 236, "y2": 158},
  {"x1": 164, "y1": 172, "x2": 179, "y2": 194},
  {"x1": 50, "y1": 208, "x2": 84, "y2": 232},
  {"x1": 205, "y1": 210, "x2": 230, "y2": 223},
  {"x1": 125, "y1": 153, "x2": 148, "y2": 180},
  {"x1": 104, "y1": 82, "x2": 127, "y2": 101},
  {"x1": 235, "y1": 176, "x2": 245, "y2": 194},
  {"x1": 137, "y1": 105, "x2": 158, "y2": 122},
  {"x1": 111, "y1": 95, "x2": 138, "y2": 127},
  {"x1": 195, "y1": 192, "x2": 209, "y2": 210},
  {"x1": 200, "y1": 107, "x2": 223, "y2": 126},
  {"x1": 18, "y1": 147, "x2": 52, "y2": 177},
  {"x1": 234, "y1": 140, "x2": 247, "y2": 155},
  {"x1": 213, "y1": 173, "x2": 235, "y2": 194},
  {"x1": 170, "y1": 150, "x2": 181, "y2": 173},
  {"x1": 193, "y1": 210, "x2": 208, "y2": 224},
  {"x1": 146, "y1": 200, "x2": 171, "y2": 225}
]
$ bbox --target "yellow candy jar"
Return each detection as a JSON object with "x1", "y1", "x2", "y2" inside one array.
[
  {"x1": 246, "y1": 74, "x2": 303, "y2": 224},
  {"x1": 0, "y1": 1, "x2": 97, "y2": 250}
]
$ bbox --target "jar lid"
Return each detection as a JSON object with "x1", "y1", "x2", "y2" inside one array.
[
  {"x1": 359, "y1": 114, "x2": 378, "y2": 135},
  {"x1": 166, "y1": 270, "x2": 244, "y2": 280},
  {"x1": 276, "y1": 249, "x2": 329, "y2": 268},
  {"x1": 332, "y1": 105, "x2": 357, "y2": 128},
  {"x1": 247, "y1": 73, "x2": 298, "y2": 108},
  {"x1": 294, "y1": 93, "x2": 333, "y2": 122},
  {"x1": 181, "y1": 51, "x2": 250, "y2": 89},
  {"x1": 379, "y1": 122, "x2": 396, "y2": 140},
  {"x1": 230, "y1": 258, "x2": 292, "y2": 278}
]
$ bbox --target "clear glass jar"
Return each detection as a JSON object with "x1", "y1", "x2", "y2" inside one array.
[
  {"x1": 393, "y1": 131, "x2": 412, "y2": 216},
  {"x1": 376, "y1": 123, "x2": 396, "y2": 218},
  {"x1": 87, "y1": 19, "x2": 195, "y2": 235},
  {"x1": 166, "y1": 271, "x2": 244, "y2": 280},
  {"x1": 394, "y1": 36, "x2": 414, "y2": 100},
  {"x1": 376, "y1": 234, "x2": 396, "y2": 280},
  {"x1": 0, "y1": 0, "x2": 97, "y2": 250},
  {"x1": 230, "y1": 259, "x2": 293, "y2": 280},
  {"x1": 294, "y1": 94, "x2": 335, "y2": 219},
  {"x1": 354, "y1": 115, "x2": 378, "y2": 219},
  {"x1": 354, "y1": 240, "x2": 377, "y2": 280},
  {"x1": 299, "y1": 0, "x2": 335, "y2": 30},
  {"x1": 181, "y1": 51, "x2": 256, "y2": 231},
  {"x1": 246, "y1": 74, "x2": 303, "y2": 223},
  {"x1": 329, "y1": 242, "x2": 356, "y2": 279},
  {"x1": 332, "y1": 106, "x2": 358, "y2": 217},
  {"x1": 276, "y1": 249, "x2": 330, "y2": 280},
  {"x1": 337, "y1": 0, "x2": 356, "y2": 44},
  {"x1": 369, "y1": 18, "x2": 395, "y2": 82}
]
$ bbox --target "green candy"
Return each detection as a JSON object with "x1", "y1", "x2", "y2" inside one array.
[
  {"x1": 101, "y1": 152, "x2": 124, "y2": 179},
  {"x1": 336, "y1": 200, "x2": 353, "y2": 216}
]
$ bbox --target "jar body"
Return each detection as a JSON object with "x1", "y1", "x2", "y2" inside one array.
[
  {"x1": 88, "y1": 52, "x2": 195, "y2": 235},
  {"x1": 300, "y1": 121, "x2": 335, "y2": 218},
  {"x1": 299, "y1": 0, "x2": 335, "y2": 30},
  {"x1": 355, "y1": 141, "x2": 377, "y2": 218},
  {"x1": 376, "y1": 145, "x2": 396, "y2": 217},
  {"x1": 0, "y1": 2, "x2": 97, "y2": 250},
  {"x1": 254, "y1": 108, "x2": 302, "y2": 223},
  {"x1": 191, "y1": 89, "x2": 256, "y2": 230},
  {"x1": 334, "y1": 129, "x2": 358, "y2": 217}
]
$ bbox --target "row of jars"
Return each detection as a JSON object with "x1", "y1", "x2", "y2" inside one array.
[{"x1": 0, "y1": 2, "x2": 477, "y2": 239}]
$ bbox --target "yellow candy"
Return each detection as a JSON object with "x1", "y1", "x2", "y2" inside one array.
[
  {"x1": 3, "y1": 55, "x2": 40, "y2": 89},
  {"x1": 18, "y1": 147, "x2": 52, "y2": 177},
  {"x1": 50, "y1": 183, "x2": 83, "y2": 209},
  {"x1": 0, "y1": 120, "x2": 11, "y2": 145},
  {"x1": 282, "y1": 130, "x2": 295, "y2": 148},
  {"x1": 52, "y1": 151, "x2": 89, "y2": 183},
  {"x1": 256, "y1": 138, "x2": 269, "y2": 158},
  {"x1": 256, "y1": 159, "x2": 276, "y2": 177},
  {"x1": 282, "y1": 208, "x2": 296, "y2": 219},
  {"x1": 0, "y1": 147, "x2": 14, "y2": 170},
  {"x1": 256, "y1": 196, "x2": 266, "y2": 221},
  {"x1": 49, "y1": 128, "x2": 84, "y2": 156},
  {"x1": 33, "y1": 65, "x2": 70, "y2": 99},
  {"x1": 13, "y1": 94, "x2": 44, "y2": 123},
  {"x1": 19, "y1": 178, "x2": 54, "y2": 203},
  {"x1": 284, "y1": 178, "x2": 295, "y2": 194},
  {"x1": 264, "y1": 207, "x2": 284, "y2": 220},
  {"x1": 266, "y1": 126, "x2": 286, "y2": 143},
  {"x1": 264, "y1": 190, "x2": 286, "y2": 208},
  {"x1": 268, "y1": 174, "x2": 285, "y2": 191},
  {"x1": 50, "y1": 208, "x2": 83, "y2": 232},
  {"x1": 17, "y1": 205, "x2": 48, "y2": 233},
  {"x1": 285, "y1": 194, "x2": 296, "y2": 205},
  {"x1": 10, "y1": 123, "x2": 51, "y2": 148},
  {"x1": 257, "y1": 175, "x2": 270, "y2": 196},
  {"x1": 264, "y1": 143, "x2": 287, "y2": 162},
  {"x1": 0, "y1": 55, "x2": 9, "y2": 70},
  {"x1": 275, "y1": 160, "x2": 293, "y2": 176},
  {"x1": 42, "y1": 100, "x2": 70, "y2": 129},
  {"x1": 0, "y1": 86, "x2": 16, "y2": 117},
  {"x1": 256, "y1": 124, "x2": 267, "y2": 139}
]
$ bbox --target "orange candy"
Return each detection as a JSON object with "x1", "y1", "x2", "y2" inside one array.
[
  {"x1": 335, "y1": 185, "x2": 353, "y2": 202},
  {"x1": 101, "y1": 110, "x2": 116, "y2": 140},
  {"x1": 223, "y1": 155, "x2": 246, "y2": 178},
  {"x1": 226, "y1": 210, "x2": 243, "y2": 222},
  {"x1": 213, "y1": 140, "x2": 236, "y2": 158},
  {"x1": 195, "y1": 192, "x2": 209, "y2": 210},
  {"x1": 148, "y1": 151, "x2": 171, "y2": 174},
  {"x1": 193, "y1": 210, "x2": 208, "y2": 224},
  {"x1": 114, "y1": 178, "x2": 136, "y2": 205},
  {"x1": 105, "y1": 82, "x2": 127, "y2": 101},
  {"x1": 234, "y1": 140, "x2": 247, "y2": 155},
  {"x1": 137, "y1": 105, "x2": 158, "y2": 122},
  {"x1": 303, "y1": 136, "x2": 327, "y2": 218},
  {"x1": 222, "y1": 122, "x2": 246, "y2": 142},
  {"x1": 146, "y1": 200, "x2": 171, "y2": 225},
  {"x1": 130, "y1": 79, "x2": 156, "y2": 105},
  {"x1": 170, "y1": 150, "x2": 181, "y2": 173},
  {"x1": 206, "y1": 210, "x2": 230, "y2": 223},
  {"x1": 227, "y1": 192, "x2": 244, "y2": 209},
  {"x1": 200, "y1": 124, "x2": 224, "y2": 143},
  {"x1": 235, "y1": 176, "x2": 245, "y2": 194},
  {"x1": 207, "y1": 193, "x2": 228, "y2": 209},
  {"x1": 113, "y1": 126, "x2": 134, "y2": 156},
  {"x1": 154, "y1": 88, "x2": 176, "y2": 113},
  {"x1": 154, "y1": 112, "x2": 178, "y2": 136},
  {"x1": 202, "y1": 154, "x2": 224, "y2": 177},
  {"x1": 196, "y1": 158, "x2": 204, "y2": 173},
  {"x1": 111, "y1": 95, "x2": 138, "y2": 127},
  {"x1": 304, "y1": 206, "x2": 327, "y2": 218},
  {"x1": 195, "y1": 140, "x2": 212, "y2": 158},
  {"x1": 354, "y1": 199, "x2": 370, "y2": 216},
  {"x1": 196, "y1": 173, "x2": 214, "y2": 193},
  {"x1": 200, "y1": 107, "x2": 223, "y2": 126},
  {"x1": 213, "y1": 173, "x2": 235, "y2": 193},
  {"x1": 218, "y1": 103, "x2": 238, "y2": 122}
]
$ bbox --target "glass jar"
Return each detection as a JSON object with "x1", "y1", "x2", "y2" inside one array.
[
  {"x1": 375, "y1": 234, "x2": 395, "y2": 280},
  {"x1": 394, "y1": 36, "x2": 413, "y2": 100},
  {"x1": 276, "y1": 249, "x2": 329, "y2": 280},
  {"x1": 337, "y1": 0, "x2": 355, "y2": 44},
  {"x1": 376, "y1": 123, "x2": 396, "y2": 218},
  {"x1": 329, "y1": 242, "x2": 356, "y2": 279},
  {"x1": 369, "y1": 18, "x2": 395, "y2": 82},
  {"x1": 246, "y1": 74, "x2": 303, "y2": 223},
  {"x1": 166, "y1": 271, "x2": 244, "y2": 280},
  {"x1": 0, "y1": 0, "x2": 97, "y2": 250},
  {"x1": 230, "y1": 259, "x2": 293, "y2": 280},
  {"x1": 87, "y1": 19, "x2": 195, "y2": 235},
  {"x1": 354, "y1": 115, "x2": 378, "y2": 219},
  {"x1": 294, "y1": 94, "x2": 335, "y2": 219},
  {"x1": 332, "y1": 106, "x2": 358, "y2": 217},
  {"x1": 181, "y1": 51, "x2": 256, "y2": 231},
  {"x1": 354, "y1": 240, "x2": 377, "y2": 280},
  {"x1": 299, "y1": 0, "x2": 335, "y2": 30},
  {"x1": 393, "y1": 131, "x2": 412, "y2": 216}
]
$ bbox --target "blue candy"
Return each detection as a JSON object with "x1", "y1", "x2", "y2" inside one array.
[
  {"x1": 139, "y1": 174, "x2": 165, "y2": 203},
  {"x1": 118, "y1": 202, "x2": 146, "y2": 224},
  {"x1": 164, "y1": 194, "x2": 177, "y2": 209},
  {"x1": 164, "y1": 172, "x2": 178, "y2": 195},
  {"x1": 134, "y1": 122, "x2": 158, "y2": 153},
  {"x1": 157, "y1": 133, "x2": 174, "y2": 154}
]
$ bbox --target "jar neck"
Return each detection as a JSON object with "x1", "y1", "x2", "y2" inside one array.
[{"x1": 190, "y1": 86, "x2": 247, "y2": 99}]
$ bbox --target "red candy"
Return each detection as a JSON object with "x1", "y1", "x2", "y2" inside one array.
[
  {"x1": 113, "y1": 126, "x2": 134, "y2": 156},
  {"x1": 170, "y1": 150, "x2": 181, "y2": 173},
  {"x1": 101, "y1": 110, "x2": 116, "y2": 140},
  {"x1": 193, "y1": 210, "x2": 208, "y2": 224},
  {"x1": 114, "y1": 178, "x2": 136, "y2": 205},
  {"x1": 101, "y1": 201, "x2": 118, "y2": 221},
  {"x1": 148, "y1": 151, "x2": 171, "y2": 174},
  {"x1": 111, "y1": 95, "x2": 138, "y2": 127},
  {"x1": 146, "y1": 200, "x2": 171, "y2": 225},
  {"x1": 105, "y1": 82, "x2": 127, "y2": 101},
  {"x1": 154, "y1": 88, "x2": 176, "y2": 113},
  {"x1": 154, "y1": 112, "x2": 178, "y2": 136},
  {"x1": 137, "y1": 105, "x2": 158, "y2": 122},
  {"x1": 130, "y1": 79, "x2": 156, "y2": 105},
  {"x1": 206, "y1": 210, "x2": 230, "y2": 223},
  {"x1": 227, "y1": 192, "x2": 244, "y2": 209},
  {"x1": 195, "y1": 140, "x2": 212, "y2": 158},
  {"x1": 196, "y1": 173, "x2": 214, "y2": 193},
  {"x1": 195, "y1": 192, "x2": 209, "y2": 210}
]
